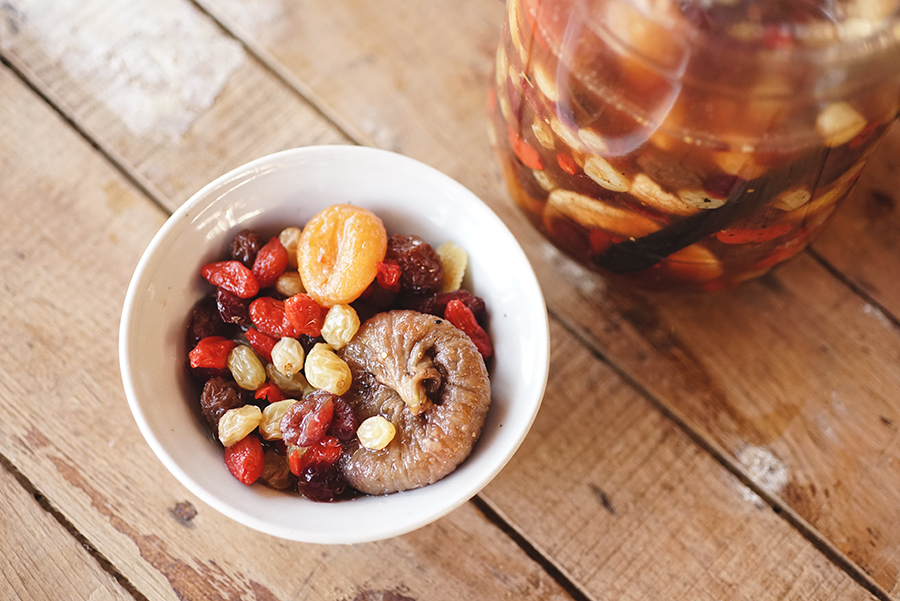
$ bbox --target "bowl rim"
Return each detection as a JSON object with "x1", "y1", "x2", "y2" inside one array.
[{"x1": 119, "y1": 145, "x2": 549, "y2": 543}]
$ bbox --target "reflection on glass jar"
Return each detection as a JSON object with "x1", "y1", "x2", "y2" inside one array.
[{"x1": 489, "y1": 0, "x2": 900, "y2": 290}]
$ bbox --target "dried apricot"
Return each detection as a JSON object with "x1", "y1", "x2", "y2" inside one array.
[{"x1": 296, "y1": 204, "x2": 387, "y2": 306}]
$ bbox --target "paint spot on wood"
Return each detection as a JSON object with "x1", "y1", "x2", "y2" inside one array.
[
  {"x1": 5, "y1": 0, "x2": 245, "y2": 138},
  {"x1": 736, "y1": 445, "x2": 788, "y2": 497}
]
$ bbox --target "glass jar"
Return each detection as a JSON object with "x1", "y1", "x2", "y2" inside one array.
[{"x1": 489, "y1": 0, "x2": 900, "y2": 290}]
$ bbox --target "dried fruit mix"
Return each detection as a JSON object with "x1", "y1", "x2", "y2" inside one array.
[{"x1": 186, "y1": 204, "x2": 493, "y2": 501}]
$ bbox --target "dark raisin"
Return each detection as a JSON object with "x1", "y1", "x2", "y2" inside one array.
[
  {"x1": 297, "y1": 461, "x2": 347, "y2": 502},
  {"x1": 385, "y1": 234, "x2": 443, "y2": 295},
  {"x1": 216, "y1": 287, "x2": 251, "y2": 326},
  {"x1": 409, "y1": 289, "x2": 487, "y2": 324},
  {"x1": 199, "y1": 377, "x2": 244, "y2": 431},
  {"x1": 259, "y1": 449, "x2": 296, "y2": 490},
  {"x1": 327, "y1": 396, "x2": 359, "y2": 443},
  {"x1": 186, "y1": 295, "x2": 230, "y2": 348},
  {"x1": 230, "y1": 229, "x2": 264, "y2": 268}
]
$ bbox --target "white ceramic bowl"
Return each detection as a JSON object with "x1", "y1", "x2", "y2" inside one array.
[{"x1": 119, "y1": 145, "x2": 548, "y2": 544}]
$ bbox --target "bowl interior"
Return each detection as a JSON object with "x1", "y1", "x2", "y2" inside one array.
[{"x1": 119, "y1": 145, "x2": 548, "y2": 543}]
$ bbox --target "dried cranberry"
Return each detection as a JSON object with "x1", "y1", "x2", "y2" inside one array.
[
  {"x1": 297, "y1": 461, "x2": 347, "y2": 502},
  {"x1": 410, "y1": 289, "x2": 487, "y2": 324},
  {"x1": 200, "y1": 377, "x2": 244, "y2": 430},
  {"x1": 216, "y1": 287, "x2": 251, "y2": 326},
  {"x1": 280, "y1": 391, "x2": 335, "y2": 447},
  {"x1": 328, "y1": 397, "x2": 359, "y2": 443},
  {"x1": 385, "y1": 235, "x2": 443, "y2": 295},
  {"x1": 230, "y1": 229, "x2": 264, "y2": 267}
]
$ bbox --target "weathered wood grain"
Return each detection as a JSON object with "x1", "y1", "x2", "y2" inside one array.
[
  {"x1": 0, "y1": 462, "x2": 133, "y2": 601},
  {"x1": 0, "y1": 62, "x2": 574, "y2": 601},
  {"x1": 811, "y1": 125, "x2": 900, "y2": 316},
  {"x1": 187, "y1": 0, "x2": 900, "y2": 595},
  {"x1": 483, "y1": 320, "x2": 880, "y2": 601}
]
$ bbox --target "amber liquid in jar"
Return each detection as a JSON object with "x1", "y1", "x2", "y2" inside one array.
[{"x1": 489, "y1": 0, "x2": 900, "y2": 290}]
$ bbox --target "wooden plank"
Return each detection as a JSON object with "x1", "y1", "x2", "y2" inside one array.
[
  {"x1": 0, "y1": 462, "x2": 133, "y2": 601},
  {"x1": 0, "y1": 62, "x2": 575, "y2": 600},
  {"x1": 810, "y1": 124, "x2": 900, "y2": 316},
  {"x1": 483, "y1": 320, "x2": 879, "y2": 601},
  {"x1": 185, "y1": 1, "x2": 900, "y2": 595},
  {"x1": 0, "y1": 0, "x2": 349, "y2": 208}
]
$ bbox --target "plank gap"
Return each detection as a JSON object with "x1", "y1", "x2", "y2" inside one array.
[
  {"x1": 187, "y1": 0, "x2": 375, "y2": 148},
  {"x1": 0, "y1": 52, "x2": 175, "y2": 218},
  {"x1": 471, "y1": 495, "x2": 593, "y2": 601},
  {"x1": 546, "y1": 306, "x2": 895, "y2": 601},
  {"x1": 807, "y1": 247, "x2": 900, "y2": 332},
  {"x1": 0, "y1": 452, "x2": 150, "y2": 601}
]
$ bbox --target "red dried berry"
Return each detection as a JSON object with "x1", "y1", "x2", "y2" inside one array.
[
  {"x1": 284, "y1": 293, "x2": 328, "y2": 337},
  {"x1": 508, "y1": 126, "x2": 544, "y2": 170},
  {"x1": 252, "y1": 237, "x2": 289, "y2": 289},
  {"x1": 189, "y1": 336, "x2": 237, "y2": 370},
  {"x1": 375, "y1": 261, "x2": 402, "y2": 293},
  {"x1": 280, "y1": 390, "x2": 335, "y2": 447},
  {"x1": 444, "y1": 299, "x2": 493, "y2": 358},
  {"x1": 249, "y1": 297, "x2": 300, "y2": 339},
  {"x1": 224, "y1": 434, "x2": 265, "y2": 485},
  {"x1": 327, "y1": 396, "x2": 359, "y2": 443},
  {"x1": 200, "y1": 261, "x2": 260, "y2": 299},
  {"x1": 288, "y1": 435, "x2": 343, "y2": 476},
  {"x1": 715, "y1": 223, "x2": 793, "y2": 245},
  {"x1": 254, "y1": 382, "x2": 286, "y2": 403},
  {"x1": 410, "y1": 289, "x2": 487, "y2": 324},
  {"x1": 296, "y1": 460, "x2": 347, "y2": 502},
  {"x1": 244, "y1": 328, "x2": 278, "y2": 363},
  {"x1": 557, "y1": 153, "x2": 578, "y2": 175}
]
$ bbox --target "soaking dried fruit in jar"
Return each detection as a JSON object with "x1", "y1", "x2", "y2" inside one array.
[{"x1": 296, "y1": 204, "x2": 388, "y2": 306}]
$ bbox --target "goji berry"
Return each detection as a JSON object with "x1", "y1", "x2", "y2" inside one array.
[
  {"x1": 200, "y1": 261, "x2": 260, "y2": 299},
  {"x1": 375, "y1": 261, "x2": 402, "y2": 293},
  {"x1": 254, "y1": 382, "x2": 286, "y2": 403},
  {"x1": 557, "y1": 153, "x2": 578, "y2": 175},
  {"x1": 284, "y1": 293, "x2": 328, "y2": 337},
  {"x1": 244, "y1": 327, "x2": 278, "y2": 363},
  {"x1": 249, "y1": 297, "x2": 300, "y2": 339},
  {"x1": 288, "y1": 435, "x2": 342, "y2": 476},
  {"x1": 444, "y1": 299, "x2": 493, "y2": 358},
  {"x1": 224, "y1": 434, "x2": 265, "y2": 485},
  {"x1": 189, "y1": 336, "x2": 237, "y2": 370},
  {"x1": 715, "y1": 223, "x2": 793, "y2": 245},
  {"x1": 508, "y1": 126, "x2": 544, "y2": 170},
  {"x1": 252, "y1": 237, "x2": 289, "y2": 289}
]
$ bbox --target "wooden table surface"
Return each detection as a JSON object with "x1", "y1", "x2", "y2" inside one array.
[{"x1": 2, "y1": 1, "x2": 899, "y2": 599}]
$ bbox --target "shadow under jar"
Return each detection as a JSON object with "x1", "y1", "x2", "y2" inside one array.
[{"x1": 489, "y1": 0, "x2": 900, "y2": 290}]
